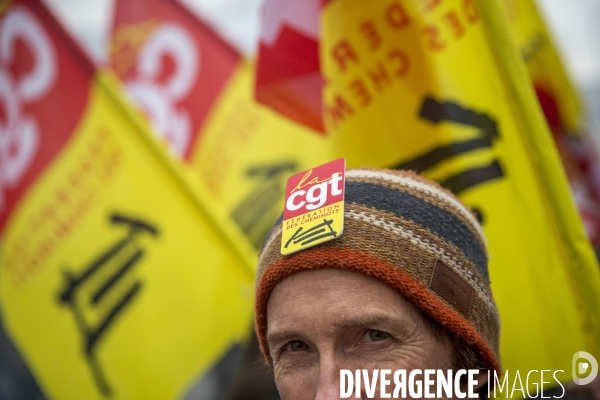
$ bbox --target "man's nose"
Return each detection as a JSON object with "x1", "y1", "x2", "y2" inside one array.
[
  {"x1": 315, "y1": 374, "x2": 346, "y2": 400},
  {"x1": 315, "y1": 384, "x2": 342, "y2": 400}
]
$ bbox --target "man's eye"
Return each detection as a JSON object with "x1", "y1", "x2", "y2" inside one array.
[
  {"x1": 284, "y1": 340, "x2": 309, "y2": 352},
  {"x1": 363, "y1": 329, "x2": 390, "y2": 342}
]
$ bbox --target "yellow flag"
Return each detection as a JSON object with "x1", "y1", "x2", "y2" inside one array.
[
  {"x1": 501, "y1": 0, "x2": 582, "y2": 132},
  {"x1": 501, "y1": 0, "x2": 600, "y2": 248},
  {"x1": 0, "y1": 1, "x2": 256, "y2": 398},
  {"x1": 320, "y1": 0, "x2": 600, "y2": 379}
]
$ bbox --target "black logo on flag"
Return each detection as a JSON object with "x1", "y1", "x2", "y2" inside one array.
[
  {"x1": 58, "y1": 213, "x2": 158, "y2": 396},
  {"x1": 232, "y1": 162, "x2": 297, "y2": 248},
  {"x1": 394, "y1": 96, "x2": 505, "y2": 223}
]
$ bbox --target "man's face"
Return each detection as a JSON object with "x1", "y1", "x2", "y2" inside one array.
[{"x1": 266, "y1": 269, "x2": 454, "y2": 399}]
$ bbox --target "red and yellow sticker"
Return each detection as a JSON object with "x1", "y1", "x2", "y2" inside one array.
[{"x1": 281, "y1": 158, "x2": 345, "y2": 255}]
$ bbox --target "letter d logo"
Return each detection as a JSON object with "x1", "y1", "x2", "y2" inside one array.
[{"x1": 573, "y1": 351, "x2": 598, "y2": 385}]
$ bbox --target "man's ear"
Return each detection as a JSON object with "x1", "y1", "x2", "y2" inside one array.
[
  {"x1": 475, "y1": 369, "x2": 490, "y2": 399},
  {"x1": 459, "y1": 369, "x2": 489, "y2": 398}
]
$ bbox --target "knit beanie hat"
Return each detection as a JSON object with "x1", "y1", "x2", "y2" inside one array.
[{"x1": 255, "y1": 167, "x2": 501, "y2": 374}]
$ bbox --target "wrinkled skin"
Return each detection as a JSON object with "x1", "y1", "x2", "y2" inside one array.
[{"x1": 266, "y1": 269, "x2": 485, "y2": 400}]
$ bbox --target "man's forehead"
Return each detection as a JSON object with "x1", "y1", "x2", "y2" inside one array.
[
  {"x1": 266, "y1": 269, "x2": 423, "y2": 340},
  {"x1": 271, "y1": 268, "x2": 397, "y2": 296}
]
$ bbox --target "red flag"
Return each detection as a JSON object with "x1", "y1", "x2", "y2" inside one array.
[
  {"x1": 255, "y1": 0, "x2": 324, "y2": 132},
  {"x1": 0, "y1": 0, "x2": 91, "y2": 229},
  {"x1": 110, "y1": 0, "x2": 240, "y2": 159}
]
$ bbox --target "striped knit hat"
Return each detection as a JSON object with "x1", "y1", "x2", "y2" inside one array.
[{"x1": 255, "y1": 168, "x2": 501, "y2": 374}]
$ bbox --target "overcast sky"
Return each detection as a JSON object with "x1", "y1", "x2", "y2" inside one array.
[{"x1": 42, "y1": 0, "x2": 600, "y2": 90}]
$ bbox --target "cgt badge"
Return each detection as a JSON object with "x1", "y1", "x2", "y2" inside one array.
[{"x1": 281, "y1": 158, "x2": 346, "y2": 255}]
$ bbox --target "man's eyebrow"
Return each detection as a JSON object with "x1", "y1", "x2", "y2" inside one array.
[
  {"x1": 266, "y1": 329, "x2": 306, "y2": 347},
  {"x1": 332, "y1": 312, "x2": 406, "y2": 331}
]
